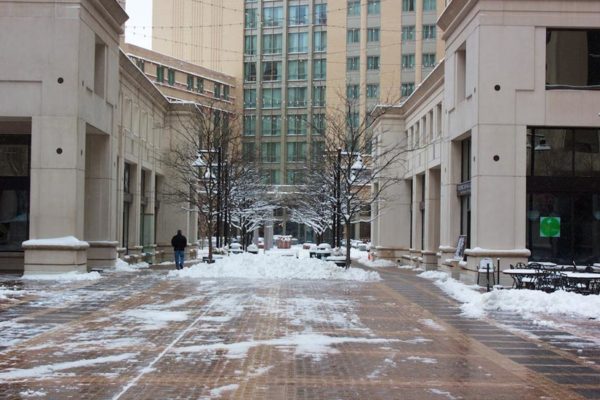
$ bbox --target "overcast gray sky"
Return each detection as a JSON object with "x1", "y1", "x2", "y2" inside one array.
[{"x1": 125, "y1": 0, "x2": 152, "y2": 49}]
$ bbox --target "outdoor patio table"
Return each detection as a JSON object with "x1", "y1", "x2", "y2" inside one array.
[
  {"x1": 559, "y1": 272, "x2": 600, "y2": 294},
  {"x1": 502, "y1": 269, "x2": 547, "y2": 289}
]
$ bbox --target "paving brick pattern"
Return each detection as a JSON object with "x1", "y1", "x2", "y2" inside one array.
[{"x1": 0, "y1": 266, "x2": 598, "y2": 399}]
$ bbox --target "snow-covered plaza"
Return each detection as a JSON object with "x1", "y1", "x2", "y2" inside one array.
[{"x1": 0, "y1": 251, "x2": 599, "y2": 399}]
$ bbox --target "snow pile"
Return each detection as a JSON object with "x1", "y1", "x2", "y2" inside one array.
[
  {"x1": 418, "y1": 270, "x2": 600, "y2": 321},
  {"x1": 21, "y1": 236, "x2": 88, "y2": 247},
  {"x1": 22, "y1": 271, "x2": 101, "y2": 282},
  {"x1": 358, "y1": 256, "x2": 397, "y2": 268},
  {"x1": 0, "y1": 286, "x2": 23, "y2": 301},
  {"x1": 114, "y1": 259, "x2": 150, "y2": 272},
  {"x1": 168, "y1": 253, "x2": 381, "y2": 282}
]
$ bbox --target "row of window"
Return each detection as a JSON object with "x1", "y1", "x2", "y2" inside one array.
[
  {"x1": 155, "y1": 65, "x2": 230, "y2": 100},
  {"x1": 244, "y1": 32, "x2": 326, "y2": 55},
  {"x1": 402, "y1": 25, "x2": 437, "y2": 41},
  {"x1": 402, "y1": 0, "x2": 436, "y2": 12},
  {"x1": 348, "y1": 25, "x2": 436, "y2": 45},
  {"x1": 401, "y1": 53, "x2": 437, "y2": 69},
  {"x1": 243, "y1": 114, "x2": 326, "y2": 136},
  {"x1": 244, "y1": 59, "x2": 327, "y2": 81},
  {"x1": 346, "y1": 84, "x2": 380, "y2": 99},
  {"x1": 245, "y1": 4, "x2": 328, "y2": 28},
  {"x1": 347, "y1": 0, "x2": 381, "y2": 16},
  {"x1": 242, "y1": 142, "x2": 317, "y2": 164},
  {"x1": 244, "y1": 87, "x2": 327, "y2": 108}
]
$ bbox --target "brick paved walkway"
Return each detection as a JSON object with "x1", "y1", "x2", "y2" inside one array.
[{"x1": 0, "y1": 266, "x2": 598, "y2": 399}]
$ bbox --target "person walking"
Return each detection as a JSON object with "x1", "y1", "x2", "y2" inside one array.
[{"x1": 171, "y1": 230, "x2": 187, "y2": 270}]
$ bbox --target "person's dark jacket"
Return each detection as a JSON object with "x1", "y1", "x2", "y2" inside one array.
[{"x1": 171, "y1": 233, "x2": 187, "y2": 251}]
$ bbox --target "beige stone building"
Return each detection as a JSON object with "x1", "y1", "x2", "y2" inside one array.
[
  {"x1": 0, "y1": 0, "x2": 235, "y2": 274},
  {"x1": 373, "y1": 0, "x2": 600, "y2": 284}
]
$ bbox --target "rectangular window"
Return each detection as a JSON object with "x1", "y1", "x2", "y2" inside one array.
[
  {"x1": 546, "y1": 29, "x2": 600, "y2": 89},
  {"x1": 261, "y1": 115, "x2": 282, "y2": 136},
  {"x1": 288, "y1": 87, "x2": 308, "y2": 107},
  {"x1": 288, "y1": 5, "x2": 309, "y2": 25},
  {"x1": 262, "y1": 61, "x2": 282, "y2": 81},
  {"x1": 244, "y1": 89, "x2": 256, "y2": 108},
  {"x1": 262, "y1": 170, "x2": 281, "y2": 185},
  {"x1": 423, "y1": 0, "x2": 436, "y2": 11},
  {"x1": 94, "y1": 40, "x2": 106, "y2": 96},
  {"x1": 347, "y1": 1, "x2": 360, "y2": 17},
  {"x1": 287, "y1": 115, "x2": 307, "y2": 135},
  {"x1": 312, "y1": 140, "x2": 325, "y2": 159},
  {"x1": 401, "y1": 82, "x2": 415, "y2": 97},
  {"x1": 167, "y1": 69, "x2": 175, "y2": 85},
  {"x1": 312, "y1": 85, "x2": 326, "y2": 107},
  {"x1": 261, "y1": 143, "x2": 281, "y2": 163},
  {"x1": 367, "y1": 28, "x2": 380, "y2": 43},
  {"x1": 347, "y1": 84, "x2": 360, "y2": 99},
  {"x1": 402, "y1": 26, "x2": 415, "y2": 41},
  {"x1": 242, "y1": 142, "x2": 255, "y2": 161},
  {"x1": 423, "y1": 53, "x2": 436, "y2": 68},
  {"x1": 402, "y1": 0, "x2": 415, "y2": 12},
  {"x1": 288, "y1": 60, "x2": 308, "y2": 80},
  {"x1": 347, "y1": 112, "x2": 359, "y2": 132},
  {"x1": 262, "y1": 34, "x2": 283, "y2": 54},
  {"x1": 402, "y1": 54, "x2": 415, "y2": 69},
  {"x1": 154, "y1": 65, "x2": 162, "y2": 82},
  {"x1": 367, "y1": 0, "x2": 380, "y2": 14},
  {"x1": 262, "y1": 88, "x2": 282, "y2": 109},
  {"x1": 244, "y1": 35, "x2": 257, "y2": 55},
  {"x1": 245, "y1": 8, "x2": 257, "y2": 28},
  {"x1": 243, "y1": 115, "x2": 256, "y2": 136},
  {"x1": 367, "y1": 84, "x2": 379, "y2": 99},
  {"x1": 287, "y1": 142, "x2": 307, "y2": 162},
  {"x1": 367, "y1": 56, "x2": 380, "y2": 70},
  {"x1": 213, "y1": 82, "x2": 221, "y2": 98},
  {"x1": 262, "y1": 6, "x2": 283, "y2": 27},
  {"x1": 313, "y1": 114, "x2": 326, "y2": 135},
  {"x1": 187, "y1": 75, "x2": 194, "y2": 90},
  {"x1": 244, "y1": 62, "x2": 256, "y2": 82},
  {"x1": 222, "y1": 85, "x2": 229, "y2": 100},
  {"x1": 314, "y1": 3, "x2": 327, "y2": 25},
  {"x1": 196, "y1": 78, "x2": 204, "y2": 93},
  {"x1": 313, "y1": 59, "x2": 327, "y2": 79},
  {"x1": 314, "y1": 31, "x2": 327, "y2": 52},
  {"x1": 286, "y1": 170, "x2": 305, "y2": 185},
  {"x1": 347, "y1": 56, "x2": 359, "y2": 71},
  {"x1": 347, "y1": 29, "x2": 360, "y2": 44},
  {"x1": 288, "y1": 32, "x2": 308, "y2": 53},
  {"x1": 423, "y1": 25, "x2": 436, "y2": 40}
]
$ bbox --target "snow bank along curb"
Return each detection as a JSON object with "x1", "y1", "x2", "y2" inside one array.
[
  {"x1": 168, "y1": 253, "x2": 381, "y2": 282},
  {"x1": 21, "y1": 271, "x2": 102, "y2": 282}
]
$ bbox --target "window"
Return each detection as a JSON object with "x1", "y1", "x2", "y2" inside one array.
[
  {"x1": 223, "y1": 85, "x2": 229, "y2": 100},
  {"x1": 187, "y1": 75, "x2": 194, "y2": 90},
  {"x1": 347, "y1": 84, "x2": 359, "y2": 99},
  {"x1": 261, "y1": 143, "x2": 281, "y2": 163},
  {"x1": 213, "y1": 82, "x2": 221, "y2": 98},
  {"x1": 287, "y1": 115, "x2": 307, "y2": 135},
  {"x1": 347, "y1": 29, "x2": 360, "y2": 44},
  {"x1": 288, "y1": 32, "x2": 308, "y2": 53},
  {"x1": 423, "y1": 53, "x2": 436, "y2": 68},
  {"x1": 314, "y1": 3, "x2": 327, "y2": 25},
  {"x1": 312, "y1": 85, "x2": 326, "y2": 106},
  {"x1": 313, "y1": 59, "x2": 327, "y2": 79},
  {"x1": 263, "y1": 6, "x2": 283, "y2": 27},
  {"x1": 286, "y1": 170, "x2": 305, "y2": 185},
  {"x1": 244, "y1": 89, "x2": 256, "y2": 108},
  {"x1": 312, "y1": 140, "x2": 325, "y2": 159},
  {"x1": 423, "y1": 25, "x2": 436, "y2": 40},
  {"x1": 244, "y1": 62, "x2": 257, "y2": 82},
  {"x1": 156, "y1": 66, "x2": 164, "y2": 83},
  {"x1": 288, "y1": 87, "x2": 308, "y2": 107},
  {"x1": 402, "y1": 26, "x2": 415, "y2": 41},
  {"x1": 314, "y1": 31, "x2": 327, "y2": 52},
  {"x1": 287, "y1": 142, "x2": 307, "y2": 162},
  {"x1": 243, "y1": 115, "x2": 256, "y2": 136},
  {"x1": 262, "y1": 170, "x2": 281, "y2": 185},
  {"x1": 546, "y1": 29, "x2": 600, "y2": 89},
  {"x1": 133, "y1": 57, "x2": 145, "y2": 72},
  {"x1": 167, "y1": 69, "x2": 175, "y2": 85},
  {"x1": 245, "y1": 8, "x2": 257, "y2": 28},
  {"x1": 94, "y1": 39, "x2": 106, "y2": 96},
  {"x1": 367, "y1": 28, "x2": 380, "y2": 43},
  {"x1": 347, "y1": 112, "x2": 359, "y2": 131},
  {"x1": 313, "y1": 114, "x2": 326, "y2": 135},
  {"x1": 288, "y1": 60, "x2": 308, "y2": 80},
  {"x1": 242, "y1": 142, "x2": 255, "y2": 161},
  {"x1": 197, "y1": 78, "x2": 204, "y2": 93},
  {"x1": 263, "y1": 34, "x2": 282, "y2": 54},
  {"x1": 261, "y1": 115, "x2": 282, "y2": 136},
  {"x1": 402, "y1": 54, "x2": 415, "y2": 69},
  {"x1": 347, "y1": 56, "x2": 359, "y2": 71},
  {"x1": 402, "y1": 0, "x2": 415, "y2": 12},
  {"x1": 262, "y1": 61, "x2": 282, "y2": 81},
  {"x1": 423, "y1": 0, "x2": 436, "y2": 11},
  {"x1": 367, "y1": 84, "x2": 379, "y2": 99},
  {"x1": 347, "y1": 1, "x2": 360, "y2": 17},
  {"x1": 367, "y1": 0, "x2": 380, "y2": 14},
  {"x1": 262, "y1": 88, "x2": 282, "y2": 108},
  {"x1": 401, "y1": 82, "x2": 414, "y2": 97},
  {"x1": 244, "y1": 35, "x2": 257, "y2": 55},
  {"x1": 288, "y1": 5, "x2": 308, "y2": 25},
  {"x1": 367, "y1": 56, "x2": 380, "y2": 70}
]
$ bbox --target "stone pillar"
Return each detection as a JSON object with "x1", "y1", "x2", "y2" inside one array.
[
  {"x1": 423, "y1": 169, "x2": 441, "y2": 270},
  {"x1": 22, "y1": 237, "x2": 89, "y2": 275},
  {"x1": 87, "y1": 241, "x2": 119, "y2": 268}
]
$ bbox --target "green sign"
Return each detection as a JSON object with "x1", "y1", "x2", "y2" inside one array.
[{"x1": 540, "y1": 217, "x2": 560, "y2": 238}]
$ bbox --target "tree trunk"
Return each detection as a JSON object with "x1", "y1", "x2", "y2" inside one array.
[{"x1": 345, "y1": 222, "x2": 352, "y2": 268}]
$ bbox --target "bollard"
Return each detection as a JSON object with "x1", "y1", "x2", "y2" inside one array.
[
  {"x1": 497, "y1": 258, "x2": 501, "y2": 287},
  {"x1": 486, "y1": 263, "x2": 491, "y2": 292}
]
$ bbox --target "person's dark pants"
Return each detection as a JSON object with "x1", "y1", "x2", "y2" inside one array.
[{"x1": 174, "y1": 250, "x2": 185, "y2": 270}]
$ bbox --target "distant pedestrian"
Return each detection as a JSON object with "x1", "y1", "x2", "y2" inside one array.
[{"x1": 171, "y1": 230, "x2": 187, "y2": 270}]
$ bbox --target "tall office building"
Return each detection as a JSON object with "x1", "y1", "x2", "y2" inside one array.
[{"x1": 152, "y1": 0, "x2": 445, "y2": 237}]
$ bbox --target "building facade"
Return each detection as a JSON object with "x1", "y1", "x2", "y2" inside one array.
[{"x1": 373, "y1": 0, "x2": 600, "y2": 284}]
